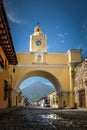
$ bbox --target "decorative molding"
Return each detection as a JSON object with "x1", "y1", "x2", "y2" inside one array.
[{"x1": 14, "y1": 64, "x2": 68, "y2": 68}]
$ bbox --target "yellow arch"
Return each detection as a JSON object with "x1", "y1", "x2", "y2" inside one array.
[{"x1": 14, "y1": 70, "x2": 63, "y2": 95}]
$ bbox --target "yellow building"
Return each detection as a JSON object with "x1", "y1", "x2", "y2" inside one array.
[
  {"x1": 74, "y1": 58, "x2": 87, "y2": 108},
  {"x1": 9, "y1": 25, "x2": 82, "y2": 108},
  {"x1": 0, "y1": 0, "x2": 17, "y2": 108}
]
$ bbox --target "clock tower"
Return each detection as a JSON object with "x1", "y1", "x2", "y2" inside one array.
[{"x1": 29, "y1": 25, "x2": 47, "y2": 53}]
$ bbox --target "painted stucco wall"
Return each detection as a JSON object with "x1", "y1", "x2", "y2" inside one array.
[{"x1": 0, "y1": 46, "x2": 9, "y2": 108}]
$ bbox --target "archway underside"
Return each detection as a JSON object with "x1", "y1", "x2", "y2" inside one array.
[{"x1": 15, "y1": 70, "x2": 63, "y2": 96}]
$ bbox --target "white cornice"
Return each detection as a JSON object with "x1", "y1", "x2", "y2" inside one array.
[
  {"x1": 15, "y1": 64, "x2": 68, "y2": 68},
  {"x1": 16, "y1": 52, "x2": 67, "y2": 55}
]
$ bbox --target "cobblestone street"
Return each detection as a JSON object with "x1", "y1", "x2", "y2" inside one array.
[{"x1": 0, "y1": 107, "x2": 87, "y2": 130}]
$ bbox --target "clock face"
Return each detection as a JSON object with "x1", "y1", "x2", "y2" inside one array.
[{"x1": 36, "y1": 40, "x2": 42, "y2": 46}]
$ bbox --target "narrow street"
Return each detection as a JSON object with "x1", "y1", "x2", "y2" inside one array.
[{"x1": 0, "y1": 106, "x2": 87, "y2": 130}]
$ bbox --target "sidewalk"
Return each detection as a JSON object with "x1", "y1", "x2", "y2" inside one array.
[
  {"x1": 0, "y1": 106, "x2": 19, "y2": 115},
  {"x1": 78, "y1": 108, "x2": 87, "y2": 111}
]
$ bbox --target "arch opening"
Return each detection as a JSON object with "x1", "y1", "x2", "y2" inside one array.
[
  {"x1": 19, "y1": 76, "x2": 56, "y2": 103},
  {"x1": 14, "y1": 70, "x2": 63, "y2": 96}
]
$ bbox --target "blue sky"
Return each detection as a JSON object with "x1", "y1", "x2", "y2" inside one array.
[
  {"x1": 3, "y1": 0, "x2": 87, "y2": 57},
  {"x1": 3, "y1": 0, "x2": 87, "y2": 89}
]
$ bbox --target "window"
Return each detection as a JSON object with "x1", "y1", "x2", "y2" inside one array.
[{"x1": 4, "y1": 80, "x2": 8, "y2": 100}]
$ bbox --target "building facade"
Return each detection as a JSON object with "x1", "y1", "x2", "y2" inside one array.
[
  {"x1": 74, "y1": 58, "x2": 87, "y2": 108},
  {"x1": 34, "y1": 91, "x2": 58, "y2": 108},
  {"x1": 47, "y1": 91, "x2": 58, "y2": 108},
  {"x1": 0, "y1": 0, "x2": 18, "y2": 108}
]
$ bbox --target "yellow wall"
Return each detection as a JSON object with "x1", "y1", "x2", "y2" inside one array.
[
  {"x1": 0, "y1": 46, "x2": 9, "y2": 108},
  {"x1": 9, "y1": 49, "x2": 82, "y2": 108},
  {"x1": 46, "y1": 53, "x2": 68, "y2": 64},
  {"x1": 16, "y1": 52, "x2": 68, "y2": 65},
  {"x1": 68, "y1": 49, "x2": 82, "y2": 63}
]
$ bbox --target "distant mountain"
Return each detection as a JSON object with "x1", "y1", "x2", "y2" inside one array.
[{"x1": 21, "y1": 81, "x2": 55, "y2": 103}]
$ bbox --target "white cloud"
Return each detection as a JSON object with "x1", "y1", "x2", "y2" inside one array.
[
  {"x1": 7, "y1": 12, "x2": 21, "y2": 24},
  {"x1": 58, "y1": 34, "x2": 64, "y2": 38},
  {"x1": 58, "y1": 33, "x2": 65, "y2": 43},
  {"x1": 56, "y1": 24, "x2": 68, "y2": 44},
  {"x1": 60, "y1": 39, "x2": 64, "y2": 43},
  {"x1": 4, "y1": 0, "x2": 22, "y2": 24}
]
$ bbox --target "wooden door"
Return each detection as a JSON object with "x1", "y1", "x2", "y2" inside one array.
[{"x1": 79, "y1": 90, "x2": 85, "y2": 108}]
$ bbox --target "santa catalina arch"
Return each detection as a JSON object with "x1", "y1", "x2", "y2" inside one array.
[{"x1": 9, "y1": 25, "x2": 82, "y2": 108}]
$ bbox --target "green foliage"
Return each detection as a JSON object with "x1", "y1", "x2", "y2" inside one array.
[{"x1": 71, "y1": 69, "x2": 75, "y2": 78}]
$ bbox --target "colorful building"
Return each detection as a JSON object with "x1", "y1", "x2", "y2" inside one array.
[{"x1": 0, "y1": 0, "x2": 18, "y2": 108}]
